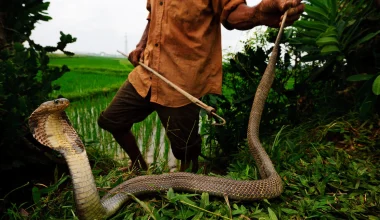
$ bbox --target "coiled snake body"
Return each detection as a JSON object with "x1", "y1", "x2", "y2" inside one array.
[{"x1": 28, "y1": 13, "x2": 288, "y2": 220}]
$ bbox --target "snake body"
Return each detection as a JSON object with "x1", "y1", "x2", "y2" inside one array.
[{"x1": 28, "y1": 13, "x2": 288, "y2": 220}]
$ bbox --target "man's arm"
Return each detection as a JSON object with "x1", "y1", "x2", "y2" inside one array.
[
  {"x1": 128, "y1": 21, "x2": 150, "y2": 67},
  {"x1": 226, "y1": 0, "x2": 304, "y2": 30}
]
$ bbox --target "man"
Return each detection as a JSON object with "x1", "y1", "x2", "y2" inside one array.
[{"x1": 98, "y1": 0, "x2": 304, "y2": 172}]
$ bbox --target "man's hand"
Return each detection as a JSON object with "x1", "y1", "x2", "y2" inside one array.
[
  {"x1": 257, "y1": 0, "x2": 304, "y2": 28},
  {"x1": 128, "y1": 47, "x2": 145, "y2": 67},
  {"x1": 128, "y1": 21, "x2": 150, "y2": 67},
  {"x1": 226, "y1": 0, "x2": 304, "y2": 30}
]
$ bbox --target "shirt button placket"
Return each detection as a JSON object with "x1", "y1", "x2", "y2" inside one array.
[{"x1": 152, "y1": 0, "x2": 164, "y2": 102}]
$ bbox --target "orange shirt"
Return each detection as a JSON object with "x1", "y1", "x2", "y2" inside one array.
[{"x1": 128, "y1": 0, "x2": 245, "y2": 107}]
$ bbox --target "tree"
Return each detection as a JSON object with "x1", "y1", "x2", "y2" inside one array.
[
  {"x1": 0, "y1": 0, "x2": 76, "y2": 206},
  {"x1": 289, "y1": 0, "x2": 380, "y2": 117}
]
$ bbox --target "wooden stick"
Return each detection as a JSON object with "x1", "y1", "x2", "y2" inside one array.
[{"x1": 116, "y1": 50, "x2": 226, "y2": 126}]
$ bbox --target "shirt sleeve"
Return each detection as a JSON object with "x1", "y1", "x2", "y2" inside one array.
[
  {"x1": 146, "y1": 0, "x2": 151, "y2": 20},
  {"x1": 214, "y1": 0, "x2": 246, "y2": 30}
]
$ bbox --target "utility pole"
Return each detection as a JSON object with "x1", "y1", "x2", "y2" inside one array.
[{"x1": 124, "y1": 33, "x2": 128, "y2": 55}]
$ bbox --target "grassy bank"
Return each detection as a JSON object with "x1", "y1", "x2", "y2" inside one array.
[{"x1": 4, "y1": 112, "x2": 379, "y2": 219}]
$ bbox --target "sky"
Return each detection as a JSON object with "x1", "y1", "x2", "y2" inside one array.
[{"x1": 31, "y1": 0, "x2": 262, "y2": 56}]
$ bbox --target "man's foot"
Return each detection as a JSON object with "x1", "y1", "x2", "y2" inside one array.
[
  {"x1": 113, "y1": 131, "x2": 148, "y2": 172},
  {"x1": 128, "y1": 158, "x2": 148, "y2": 171},
  {"x1": 180, "y1": 157, "x2": 198, "y2": 173}
]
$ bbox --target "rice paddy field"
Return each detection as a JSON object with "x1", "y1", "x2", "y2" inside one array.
[{"x1": 50, "y1": 55, "x2": 180, "y2": 170}]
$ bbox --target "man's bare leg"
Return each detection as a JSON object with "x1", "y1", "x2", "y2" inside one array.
[
  {"x1": 180, "y1": 157, "x2": 198, "y2": 173},
  {"x1": 113, "y1": 131, "x2": 148, "y2": 171}
]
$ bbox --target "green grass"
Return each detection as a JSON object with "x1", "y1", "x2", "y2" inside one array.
[
  {"x1": 3, "y1": 113, "x2": 379, "y2": 219},
  {"x1": 51, "y1": 71, "x2": 127, "y2": 100},
  {"x1": 49, "y1": 55, "x2": 134, "y2": 100},
  {"x1": 49, "y1": 55, "x2": 133, "y2": 73}
]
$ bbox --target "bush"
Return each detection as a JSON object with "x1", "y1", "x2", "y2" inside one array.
[{"x1": 0, "y1": 0, "x2": 75, "y2": 188}]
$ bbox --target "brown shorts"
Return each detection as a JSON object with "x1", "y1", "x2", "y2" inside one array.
[{"x1": 98, "y1": 81, "x2": 201, "y2": 161}]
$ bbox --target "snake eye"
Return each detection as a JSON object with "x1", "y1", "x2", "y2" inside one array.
[{"x1": 54, "y1": 99, "x2": 59, "y2": 104}]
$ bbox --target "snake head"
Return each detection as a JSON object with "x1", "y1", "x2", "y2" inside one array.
[
  {"x1": 28, "y1": 98, "x2": 71, "y2": 147},
  {"x1": 32, "y1": 98, "x2": 70, "y2": 115}
]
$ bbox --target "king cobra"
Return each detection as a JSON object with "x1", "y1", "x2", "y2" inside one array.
[{"x1": 28, "y1": 12, "x2": 289, "y2": 220}]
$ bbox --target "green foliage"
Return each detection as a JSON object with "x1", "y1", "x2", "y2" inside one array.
[
  {"x1": 290, "y1": 0, "x2": 380, "y2": 117},
  {"x1": 347, "y1": 72, "x2": 380, "y2": 97},
  {"x1": 32, "y1": 174, "x2": 69, "y2": 208},
  {"x1": 0, "y1": 1, "x2": 75, "y2": 171},
  {"x1": 291, "y1": 0, "x2": 379, "y2": 61},
  {"x1": 373, "y1": 75, "x2": 380, "y2": 95},
  {"x1": 202, "y1": 45, "x2": 269, "y2": 158},
  {"x1": 0, "y1": 1, "x2": 52, "y2": 44},
  {"x1": 202, "y1": 29, "x2": 309, "y2": 161}
]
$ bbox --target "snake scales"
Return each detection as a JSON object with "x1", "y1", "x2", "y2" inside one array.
[{"x1": 28, "y1": 12, "x2": 288, "y2": 220}]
